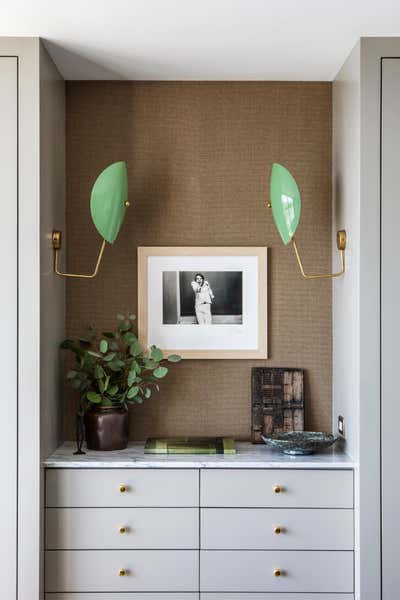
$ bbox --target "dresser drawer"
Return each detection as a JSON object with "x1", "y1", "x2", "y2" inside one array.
[
  {"x1": 45, "y1": 550, "x2": 198, "y2": 592},
  {"x1": 201, "y1": 595, "x2": 353, "y2": 599},
  {"x1": 200, "y1": 469, "x2": 353, "y2": 508},
  {"x1": 46, "y1": 469, "x2": 199, "y2": 507},
  {"x1": 46, "y1": 507, "x2": 198, "y2": 549},
  {"x1": 200, "y1": 550, "x2": 353, "y2": 593},
  {"x1": 45, "y1": 595, "x2": 198, "y2": 600},
  {"x1": 201, "y1": 508, "x2": 353, "y2": 550}
]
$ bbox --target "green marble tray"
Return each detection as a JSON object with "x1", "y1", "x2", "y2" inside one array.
[{"x1": 144, "y1": 437, "x2": 236, "y2": 455}]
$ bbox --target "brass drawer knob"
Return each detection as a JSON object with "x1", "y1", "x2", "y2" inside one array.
[
  {"x1": 273, "y1": 485, "x2": 282, "y2": 494},
  {"x1": 274, "y1": 525, "x2": 282, "y2": 534},
  {"x1": 119, "y1": 484, "x2": 127, "y2": 493},
  {"x1": 118, "y1": 568, "x2": 128, "y2": 577},
  {"x1": 119, "y1": 526, "x2": 127, "y2": 534},
  {"x1": 274, "y1": 568, "x2": 282, "y2": 577}
]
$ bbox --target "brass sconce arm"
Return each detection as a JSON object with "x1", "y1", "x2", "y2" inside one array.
[
  {"x1": 291, "y1": 230, "x2": 346, "y2": 280},
  {"x1": 52, "y1": 230, "x2": 106, "y2": 279}
]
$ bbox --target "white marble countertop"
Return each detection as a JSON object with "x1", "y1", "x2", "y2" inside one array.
[{"x1": 44, "y1": 441, "x2": 354, "y2": 469}]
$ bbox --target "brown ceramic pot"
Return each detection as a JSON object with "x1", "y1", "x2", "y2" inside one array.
[{"x1": 84, "y1": 405, "x2": 129, "y2": 451}]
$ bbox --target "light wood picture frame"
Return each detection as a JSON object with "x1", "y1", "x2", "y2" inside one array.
[{"x1": 138, "y1": 247, "x2": 268, "y2": 359}]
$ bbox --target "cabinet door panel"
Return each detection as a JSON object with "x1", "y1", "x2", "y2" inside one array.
[
  {"x1": 0, "y1": 56, "x2": 18, "y2": 600},
  {"x1": 381, "y1": 57, "x2": 400, "y2": 599}
]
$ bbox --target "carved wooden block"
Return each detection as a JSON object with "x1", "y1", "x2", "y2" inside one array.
[{"x1": 251, "y1": 367, "x2": 304, "y2": 443}]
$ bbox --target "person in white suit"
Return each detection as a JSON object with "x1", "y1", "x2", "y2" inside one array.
[{"x1": 191, "y1": 273, "x2": 215, "y2": 324}]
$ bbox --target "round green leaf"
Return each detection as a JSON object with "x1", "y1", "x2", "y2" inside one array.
[
  {"x1": 151, "y1": 346, "x2": 163, "y2": 362},
  {"x1": 128, "y1": 370, "x2": 137, "y2": 387},
  {"x1": 127, "y1": 386, "x2": 139, "y2": 399},
  {"x1": 130, "y1": 341, "x2": 143, "y2": 357},
  {"x1": 119, "y1": 319, "x2": 131, "y2": 332},
  {"x1": 87, "y1": 391, "x2": 102, "y2": 404},
  {"x1": 94, "y1": 365, "x2": 105, "y2": 379},
  {"x1": 153, "y1": 366, "x2": 168, "y2": 379},
  {"x1": 145, "y1": 358, "x2": 159, "y2": 370},
  {"x1": 101, "y1": 398, "x2": 113, "y2": 407},
  {"x1": 167, "y1": 354, "x2": 182, "y2": 363},
  {"x1": 124, "y1": 332, "x2": 137, "y2": 344},
  {"x1": 100, "y1": 339, "x2": 108, "y2": 353}
]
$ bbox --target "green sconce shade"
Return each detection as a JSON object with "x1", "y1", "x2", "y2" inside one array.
[
  {"x1": 270, "y1": 163, "x2": 301, "y2": 245},
  {"x1": 90, "y1": 161, "x2": 128, "y2": 244}
]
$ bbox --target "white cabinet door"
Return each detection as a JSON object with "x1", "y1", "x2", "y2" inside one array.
[
  {"x1": 0, "y1": 55, "x2": 18, "y2": 600},
  {"x1": 382, "y1": 57, "x2": 400, "y2": 599}
]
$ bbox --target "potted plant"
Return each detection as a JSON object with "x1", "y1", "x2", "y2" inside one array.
[{"x1": 61, "y1": 313, "x2": 181, "y2": 451}]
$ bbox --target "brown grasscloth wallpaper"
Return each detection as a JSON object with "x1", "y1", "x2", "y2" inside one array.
[{"x1": 64, "y1": 81, "x2": 332, "y2": 441}]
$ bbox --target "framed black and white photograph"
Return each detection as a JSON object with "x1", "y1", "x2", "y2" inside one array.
[{"x1": 138, "y1": 247, "x2": 268, "y2": 359}]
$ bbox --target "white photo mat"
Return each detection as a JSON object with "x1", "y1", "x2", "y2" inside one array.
[{"x1": 138, "y1": 247, "x2": 268, "y2": 359}]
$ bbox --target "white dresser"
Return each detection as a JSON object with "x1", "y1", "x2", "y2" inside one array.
[{"x1": 44, "y1": 443, "x2": 354, "y2": 599}]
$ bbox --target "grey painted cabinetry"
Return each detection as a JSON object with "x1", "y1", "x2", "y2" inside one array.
[
  {"x1": 381, "y1": 57, "x2": 400, "y2": 599},
  {"x1": 44, "y1": 452, "x2": 354, "y2": 599},
  {"x1": 0, "y1": 54, "x2": 18, "y2": 600}
]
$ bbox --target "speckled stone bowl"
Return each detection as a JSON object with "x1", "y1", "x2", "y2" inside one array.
[{"x1": 261, "y1": 431, "x2": 338, "y2": 455}]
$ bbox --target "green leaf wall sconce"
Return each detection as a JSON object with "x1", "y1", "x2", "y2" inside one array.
[
  {"x1": 53, "y1": 161, "x2": 129, "y2": 278},
  {"x1": 269, "y1": 163, "x2": 346, "y2": 279}
]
